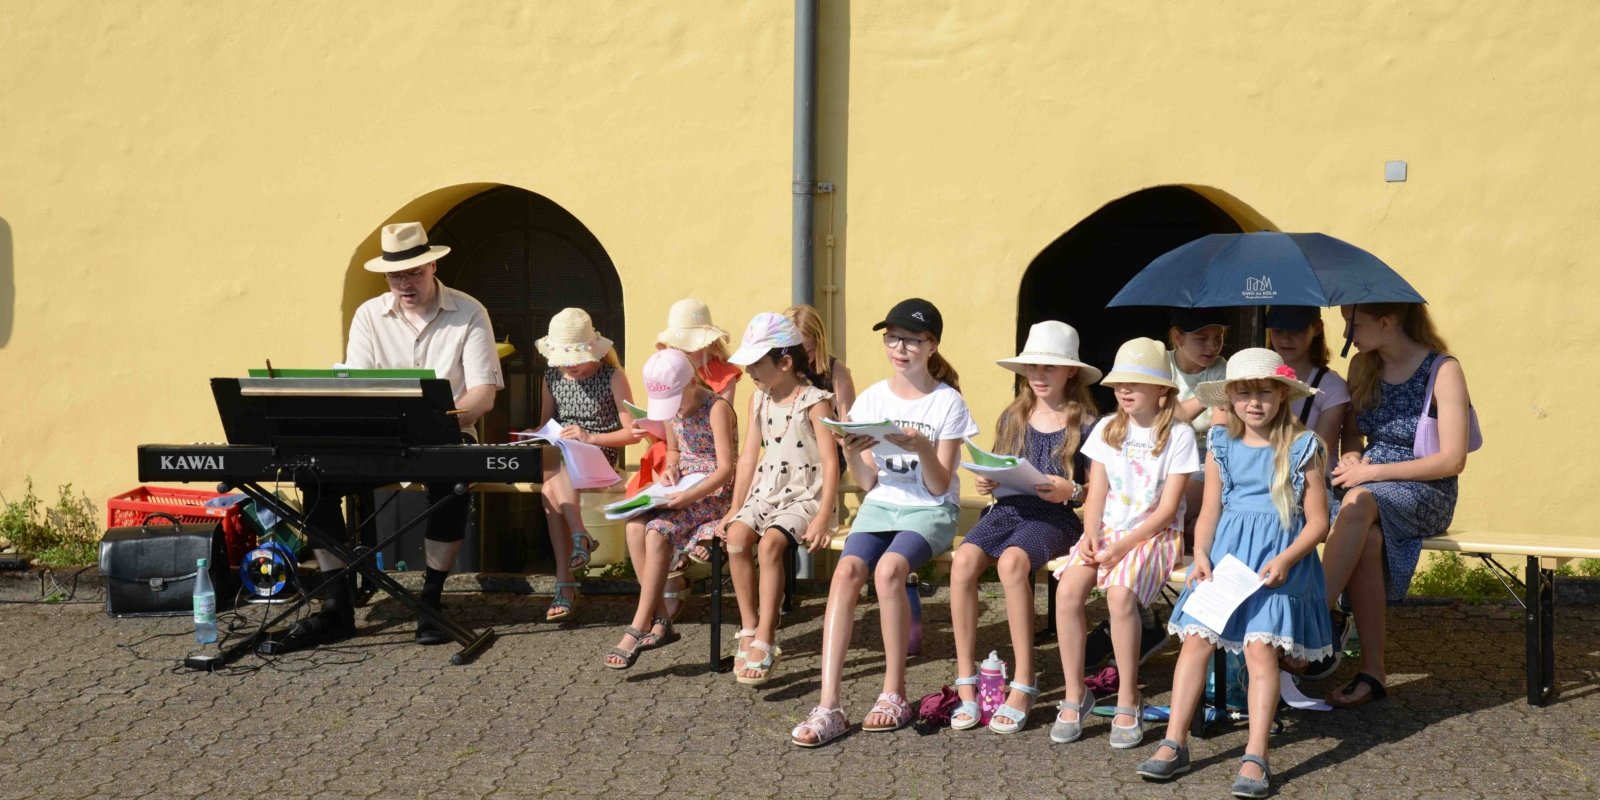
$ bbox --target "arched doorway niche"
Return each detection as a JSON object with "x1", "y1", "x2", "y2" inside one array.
[{"x1": 1016, "y1": 185, "x2": 1276, "y2": 409}]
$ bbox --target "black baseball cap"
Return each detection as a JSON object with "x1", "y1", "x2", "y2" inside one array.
[
  {"x1": 1264, "y1": 305, "x2": 1321, "y2": 330},
  {"x1": 1168, "y1": 307, "x2": 1230, "y2": 333},
  {"x1": 873, "y1": 298, "x2": 943, "y2": 340}
]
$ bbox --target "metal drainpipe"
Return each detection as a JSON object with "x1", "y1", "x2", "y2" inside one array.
[{"x1": 792, "y1": 0, "x2": 819, "y2": 578}]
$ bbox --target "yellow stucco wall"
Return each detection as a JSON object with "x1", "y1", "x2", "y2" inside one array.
[{"x1": 3, "y1": 1, "x2": 1594, "y2": 537}]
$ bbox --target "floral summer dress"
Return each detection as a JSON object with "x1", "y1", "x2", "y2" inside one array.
[{"x1": 645, "y1": 393, "x2": 735, "y2": 552}]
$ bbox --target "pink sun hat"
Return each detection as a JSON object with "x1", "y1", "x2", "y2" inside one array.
[{"x1": 642, "y1": 348, "x2": 696, "y2": 420}]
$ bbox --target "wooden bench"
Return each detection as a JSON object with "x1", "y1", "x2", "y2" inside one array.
[{"x1": 1418, "y1": 530, "x2": 1600, "y2": 706}]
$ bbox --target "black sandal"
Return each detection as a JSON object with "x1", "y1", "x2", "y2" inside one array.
[{"x1": 1328, "y1": 671, "x2": 1387, "y2": 708}]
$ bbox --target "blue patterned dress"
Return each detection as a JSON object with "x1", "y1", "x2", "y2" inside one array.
[
  {"x1": 1353, "y1": 352, "x2": 1458, "y2": 602},
  {"x1": 1168, "y1": 429, "x2": 1333, "y2": 661},
  {"x1": 962, "y1": 420, "x2": 1091, "y2": 571}
]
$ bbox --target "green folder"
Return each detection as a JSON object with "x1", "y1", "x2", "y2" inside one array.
[
  {"x1": 963, "y1": 441, "x2": 1020, "y2": 469},
  {"x1": 246, "y1": 368, "x2": 437, "y2": 379}
]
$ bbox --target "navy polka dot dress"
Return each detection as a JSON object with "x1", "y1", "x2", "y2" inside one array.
[{"x1": 962, "y1": 421, "x2": 1089, "y2": 571}]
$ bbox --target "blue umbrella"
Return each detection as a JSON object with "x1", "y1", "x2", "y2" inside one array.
[{"x1": 1107, "y1": 232, "x2": 1426, "y2": 309}]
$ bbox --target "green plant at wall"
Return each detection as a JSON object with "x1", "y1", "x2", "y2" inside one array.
[
  {"x1": 0, "y1": 478, "x2": 100, "y2": 567},
  {"x1": 1410, "y1": 552, "x2": 1600, "y2": 603}
]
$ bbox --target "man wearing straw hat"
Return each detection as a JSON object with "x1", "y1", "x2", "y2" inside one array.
[{"x1": 268, "y1": 221, "x2": 504, "y2": 653}]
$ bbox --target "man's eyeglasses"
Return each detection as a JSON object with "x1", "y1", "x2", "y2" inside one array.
[{"x1": 882, "y1": 332, "x2": 931, "y2": 351}]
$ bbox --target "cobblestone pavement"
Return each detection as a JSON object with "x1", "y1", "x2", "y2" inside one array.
[{"x1": 1, "y1": 583, "x2": 1597, "y2": 799}]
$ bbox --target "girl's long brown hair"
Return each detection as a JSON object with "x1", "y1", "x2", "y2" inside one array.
[
  {"x1": 785, "y1": 304, "x2": 832, "y2": 379},
  {"x1": 993, "y1": 369, "x2": 1099, "y2": 480},
  {"x1": 1347, "y1": 303, "x2": 1450, "y2": 413},
  {"x1": 928, "y1": 347, "x2": 961, "y2": 392},
  {"x1": 1221, "y1": 380, "x2": 1328, "y2": 530},
  {"x1": 1100, "y1": 386, "x2": 1178, "y2": 456}
]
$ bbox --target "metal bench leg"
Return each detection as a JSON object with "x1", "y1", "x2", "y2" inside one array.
[
  {"x1": 1526, "y1": 556, "x2": 1557, "y2": 706},
  {"x1": 1039, "y1": 570, "x2": 1060, "y2": 645},
  {"x1": 783, "y1": 543, "x2": 797, "y2": 615},
  {"x1": 709, "y1": 539, "x2": 724, "y2": 674}
]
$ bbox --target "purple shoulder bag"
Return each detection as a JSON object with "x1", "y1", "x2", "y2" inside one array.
[{"x1": 1413, "y1": 356, "x2": 1483, "y2": 457}]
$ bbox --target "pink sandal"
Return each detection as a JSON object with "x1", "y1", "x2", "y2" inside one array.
[
  {"x1": 860, "y1": 691, "x2": 912, "y2": 732},
  {"x1": 790, "y1": 706, "x2": 848, "y2": 748}
]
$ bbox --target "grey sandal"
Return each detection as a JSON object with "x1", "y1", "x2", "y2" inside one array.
[
  {"x1": 1108, "y1": 700, "x2": 1145, "y2": 749},
  {"x1": 1135, "y1": 738, "x2": 1192, "y2": 780},
  {"x1": 1231, "y1": 753, "x2": 1271, "y2": 798},
  {"x1": 1049, "y1": 685, "x2": 1095, "y2": 743},
  {"x1": 604, "y1": 626, "x2": 647, "y2": 670}
]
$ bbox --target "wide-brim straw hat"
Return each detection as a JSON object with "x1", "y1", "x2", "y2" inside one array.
[
  {"x1": 536, "y1": 308, "x2": 614, "y2": 368},
  {"x1": 1100, "y1": 337, "x2": 1177, "y2": 389},
  {"x1": 1194, "y1": 347, "x2": 1318, "y2": 407},
  {"x1": 363, "y1": 221, "x2": 451, "y2": 273},
  {"x1": 656, "y1": 298, "x2": 730, "y2": 353},
  {"x1": 996, "y1": 321, "x2": 1103, "y2": 384}
]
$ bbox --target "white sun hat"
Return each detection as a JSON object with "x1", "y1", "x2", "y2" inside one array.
[
  {"x1": 363, "y1": 222, "x2": 451, "y2": 273},
  {"x1": 655, "y1": 298, "x2": 731, "y2": 353},
  {"x1": 996, "y1": 321, "x2": 1103, "y2": 384},
  {"x1": 1194, "y1": 347, "x2": 1318, "y2": 407},
  {"x1": 536, "y1": 308, "x2": 614, "y2": 368},
  {"x1": 1099, "y1": 337, "x2": 1178, "y2": 389}
]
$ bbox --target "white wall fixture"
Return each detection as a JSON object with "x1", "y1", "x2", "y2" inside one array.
[{"x1": 1385, "y1": 160, "x2": 1408, "y2": 182}]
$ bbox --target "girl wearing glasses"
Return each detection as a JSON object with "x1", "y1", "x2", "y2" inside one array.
[{"x1": 791, "y1": 298, "x2": 979, "y2": 748}]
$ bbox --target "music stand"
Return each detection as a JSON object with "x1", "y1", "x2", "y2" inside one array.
[{"x1": 209, "y1": 377, "x2": 498, "y2": 667}]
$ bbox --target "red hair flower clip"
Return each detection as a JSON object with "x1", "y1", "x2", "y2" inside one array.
[{"x1": 1274, "y1": 364, "x2": 1298, "y2": 380}]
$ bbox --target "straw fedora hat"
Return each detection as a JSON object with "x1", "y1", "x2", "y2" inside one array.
[
  {"x1": 536, "y1": 308, "x2": 614, "y2": 367},
  {"x1": 1100, "y1": 337, "x2": 1177, "y2": 389},
  {"x1": 1195, "y1": 348, "x2": 1318, "y2": 407},
  {"x1": 363, "y1": 222, "x2": 450, "y2": 273},
  {"x1": 656, "y1": 298, "x2": 730, "y2": 353},
  {"x1": 996, "y1": 321, "x2": 1103, "y2": 383}
]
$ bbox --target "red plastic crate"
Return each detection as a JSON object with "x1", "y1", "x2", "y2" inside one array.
[{"x1": 106, "y1": 486, "x2": 255, "y2": 566}]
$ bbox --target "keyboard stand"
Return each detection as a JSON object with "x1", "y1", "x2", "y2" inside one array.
[{"x1": 212, "y1": 480, "x2": 497, "y2": 667}]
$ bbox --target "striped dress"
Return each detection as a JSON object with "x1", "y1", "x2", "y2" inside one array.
[{"x1": 1054, "y1": 416, "x2": 1202, "y2": 606}]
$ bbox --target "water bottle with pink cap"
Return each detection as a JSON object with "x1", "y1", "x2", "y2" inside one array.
[{"x1": 977, "y1": 650, "x2": 1008, "y2": 726}]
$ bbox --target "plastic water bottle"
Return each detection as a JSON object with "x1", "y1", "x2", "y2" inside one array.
[
  {"x1": 977, "y1": 650, "x2": 1008, "y2": 726},
  {"x1": 193, "y1": 557, "x2": 218, "y2": 644}
]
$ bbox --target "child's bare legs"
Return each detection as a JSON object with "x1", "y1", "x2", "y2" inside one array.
[
  {"x1": 1055, "y1": 565, "x2": 1097, "y2": 721},
  {"x1": 1106, "y1": 586, "x2": 1143, "y2": 726},
  {"x1": 740, "y1": 528, "x2": 791, "y2": 678},
  {"x1": 725, "y1": 521, "x2": 761, "y2": 664},
  {"x1": 1240, "y1": 642, "x2": 1280, "y2": 780},
  {"x1": 541, "y1": 453, "x2": 579, "y2": 616},
  {"x1": 792, "y1": 554, "x2": 870, "y2": 744},
  {"x1": 1148, "y1": 635, "x2": 1215, "y2": 760},
  {"x1": 606, "y1": 528, "x2": 673, "y2": 666},
  {"x1": 1322, "y1": 488, "x2": 1389, "y2": 701},
  {"x1": 949, "y1": 543, "x2": 994, "y2": 723},
  {"x1": 863, "y1": 552, "x2": 915, "y2": 729},
  {"x1": 996, "y1": 547, "x2": 1038, "y2": 711}
]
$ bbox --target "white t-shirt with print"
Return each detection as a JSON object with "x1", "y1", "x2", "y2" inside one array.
[
  {"x1": 1081, "y1": 416, "x2": 1202, "y2": 533},
  {"x1": 850, "y1": 381, "x2": 980, "y2": 508}
]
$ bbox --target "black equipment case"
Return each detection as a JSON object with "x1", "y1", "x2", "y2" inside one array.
[{"x1": 99, "y1": 513, "x2": 233, "y2": 617}]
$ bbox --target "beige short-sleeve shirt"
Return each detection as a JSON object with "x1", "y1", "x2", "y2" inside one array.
[{"x1": 345, "y1": 279, "x2": 503, "y2": 431}]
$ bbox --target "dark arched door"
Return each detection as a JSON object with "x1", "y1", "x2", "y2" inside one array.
[
  {"x1": 428, "y1": 186, "x2": 625, "y2": 443},
  {"x1": 1018, "y1": 186, "x2": 1261, "y2": 409},
  {"x1": 425, "y1": 186, "x2": 624, "y2": 571}
]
